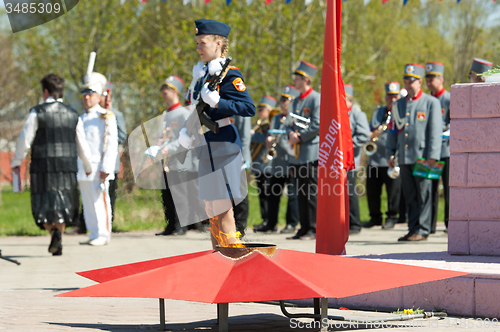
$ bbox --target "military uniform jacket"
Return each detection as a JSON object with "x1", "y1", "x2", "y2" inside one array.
[
  {"x1": 270, "y1": 113, "x2": 291, "y2": 177},
  {"x1": 368, "y1": 106, "x2": 391, "y2": 167},
  {"x1": 77, "y1": 104, "x2": 118, "y2": 182},
  {"x1": 386, "y1": 91, "x2": 442, "y2": 166},
  {"x1": 188, "y1": 63, "x2": 256, "y2": 200},
  {"x1": 251, "y1": 126, "x2": 272, "y2": 176},
  {"x1": 158, "y1": 105, "x2": 197, "y2": 173},
  {"x1": 433, "y1": 89, "x2": 450, "y2": 159},
  {"x1": 113, "y1": 108, "x2": 127, "y2": 174},
  {"x1": 232, "y1": 115, "x2": 251, "y2": 169},
  {"x1": 349, "y1": 104, "x2": 371, "y2": 170},
  {"x1": 287, "y1": 88, "x2": 320, "y2": 165}
]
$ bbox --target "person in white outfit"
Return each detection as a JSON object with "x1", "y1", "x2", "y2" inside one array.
[
  {"x1": 78, "y1": 72, "x2": 118, "y2": 246},
  {"x1": 11, "y1": 74, "x2": 92, "y2": 256}
]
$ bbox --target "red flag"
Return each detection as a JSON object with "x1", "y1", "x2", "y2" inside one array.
[
  {"x1": 265, "y1": 0, "x2": 274, "y2": 4},
  {"x1": 316, "y1": 0, "x2": 354, "y2": 255}
]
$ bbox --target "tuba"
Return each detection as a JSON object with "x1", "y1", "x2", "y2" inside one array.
[
  {"x1": 250, "y1": 108, "x2": 282, "y2": 162},
  {"x1": 363, "y1": 110, "x2": 392, "y2": 156}
]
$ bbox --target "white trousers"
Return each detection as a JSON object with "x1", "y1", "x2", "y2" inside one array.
[{"x1": 79, "y1": 180, "x2": 112, "y2": 241}]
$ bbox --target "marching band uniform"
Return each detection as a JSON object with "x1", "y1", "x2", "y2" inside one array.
[
  {"x1": 11, "y1": 74, "x2": 92, "y2": 255},
  {"x1": 345, "y1": 85, "x2": 371, "y2": 234},
  {"x1": 426, "y1": 63, "x2": 450, "y2": 233},
  {"x1": 156, "y1": 76, "x2": 192, "y2": 236},
  {"x1": 365, "y1": 82, "x2": 402, "y2": 230},
  {"x1": 286, "y1": 61, "x2": 320, "y2": 240},
  {"x1": 251, "y1": 95, "x2": 277, "y2": 229},
  {"x1": 258, "y1": 85, "x2": 300, "y2": 234},
  {"x1": 78, "y1": 72, "x2": 118, "y2": 246},
  {"x1": 386, "y1": 64, "x2": 442, "y2": 241}
]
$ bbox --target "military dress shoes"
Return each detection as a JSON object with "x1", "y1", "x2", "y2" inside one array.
[
  {"x1": 300, "y1": 230, "x2": 316, "y2": 240},
  {"x1": 280, "y1": 224, "x2": 296, "y2": 234},
  {"x1": 253, "y1": 221, "x2": 268, "y2": 230},
  {"x1": 349, "y1": 227, "x2": 362, "y2": 235},
  {"x1": 362, "y1": 219, "x2": 382, "y2": 228},
  {"x1": 80, "y1": 238, "x2": 108, "y2": 246},
  {"x1": 382, "y1": 218, "x2": 397, "y2": 230},
  {"x1": 253, "y1": 224, "x2": 277, "y2": 233},
  {"x1": 286, "y1": 229, "x2": 308, "y2": 240},
  {"x1": 398, "y1": 233, "x2": 427, "y2": 242}
]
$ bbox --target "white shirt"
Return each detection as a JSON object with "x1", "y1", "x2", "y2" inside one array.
[
  {"x1": 11, "y1": 97, "x2": 92, "y2": 174},
  {"x1": 77, "y1": 104, "x2": 118, "y2": 182}
]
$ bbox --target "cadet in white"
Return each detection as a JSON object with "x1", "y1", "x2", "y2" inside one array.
[{"x1": 78, "y1": 72, "x2": 118, "y2": 246}]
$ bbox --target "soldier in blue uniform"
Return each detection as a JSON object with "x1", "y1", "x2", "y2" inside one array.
[
  {"x1": 345, "y1": 84, "x2": 371, "y2": 234},
  {"x1": 386, "y1": 64, "x2": 442, "y2": 242},
  {"x1": 251, "y1": 95, "x2": 277, "y2": 231},
  {"x1": 179, "y1": 19, "x2": 256, "y2": 247},
  {"x1": 364, "y1": 82, "x2": 402, "y2": 230},
  {"x1": 285, "y1": 61, "x2": 320, "y2": 240},
  {"x1": 425, "y1": 62, "x2": 450, "y2": 234},
  {"x1": 469, "y1": 58, "x2": 493, "y2": 83}
]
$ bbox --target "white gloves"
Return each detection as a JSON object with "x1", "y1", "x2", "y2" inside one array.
[
  {"x1": 145, "y1": 145, "x2": 161, "y2": 158},
  {"x1": 201, "y1": 83, "x2": 220, "y2": 108},
  {"x1": 192, "y1": 62, "x2": 206, "y2": 80},
  {"x1": 178, "y1": 127, "x2": 195, "y2": 149},
  {"x1": 208, "y1": 58, "x2": 225, "y2": 76}
]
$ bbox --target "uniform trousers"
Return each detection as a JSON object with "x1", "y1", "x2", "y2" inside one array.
[
  {"x1": 431, "y1": 157, "x2": 450, "y2": 232},
  {"x1": 254, "y1": 173, "x2": 270, "y2": 224},
  {"x1": 290, "y1": 161, "x2": 317, "y2": 234},
  {"x1": 267, "y1": 175, "x2": 299, "y2": 228},
  {"x1": 400, "y1": 164, "x2": 432, "y2": 236},
  {"x1": 79, "y1": 180, "x2": 112, "y2": 241},
  {"x1": 233, "y1": 195, "x2": 249, "y2": 236},
  {"x1": 161, "y1": 171, "x2": 188, "y2": 233},
  {"x1": 347, "y1": 170, "x2": 362, "y2": 231},
  {"x1": 108, "y1": 173, "x2": 119, "y2": 223},
  {"x1": 366, "y1": 165, "x2": 401, "y2": 224}
]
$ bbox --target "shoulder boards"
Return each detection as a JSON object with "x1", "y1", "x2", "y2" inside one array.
[{"x1": 229, "y1": 66, "x2": 240, "y2": 71}]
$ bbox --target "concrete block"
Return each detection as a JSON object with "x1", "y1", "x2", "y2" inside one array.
[
  {"x1": 470, "y1": 221, "x2": 500, "y2": 256},
  {"x1": 475, "y1": 279, "x2": 500, "y2": 318},
  {"x1": 449, "y1": 153, "x2": 468, "y2": 187},
  {"x1": 468, "y1": 153, "x2": 500, "y2": 187},
  {"x1": 450, "y1": 84, "x2": 471, "y2": 119},
  {"x1": 448, "y1": 221, "x2": 469, "y2": 255},
  {"x1": 450, "y1": 188, "x2": 500, "y2": 220},
  {"x1": 452, "y1": 118, "x2": 500, "y2": 153},
  {"x1": 403, "y1": 277, "x2": 474, "y2": 317},
  {"x1": 337, "y1": 288, "x2": 403, "y2": 312},
  {"x1": 471, "y1": 83, "x2": 500, "y2": 118}
]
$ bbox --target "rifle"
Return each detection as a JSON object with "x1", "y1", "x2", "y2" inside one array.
[{"x1": 177, "y1": 57, "x2": 233, "y2": 164}]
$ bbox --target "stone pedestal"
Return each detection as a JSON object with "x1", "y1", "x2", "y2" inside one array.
[{"x1": 448, "y1": 83, "x2": 500, "y2": 256}]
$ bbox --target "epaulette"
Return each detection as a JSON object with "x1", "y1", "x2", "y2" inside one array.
[
  {"x1": 100, "y1": 110, "x2": 115, "y2": 120},
  {"x1": 228, "y1": 66, "x2": 240, "y2": 71}
]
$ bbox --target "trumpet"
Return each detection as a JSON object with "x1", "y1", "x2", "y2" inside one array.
[
  {"x1": 363, "y1": 111, "x2": 392, "y2": 156},
  {"x1": 251, "y1": 108, "x2": 282, "y2": 162},
  {"x1": 284, "y1": 112, "x2": 311, "y2": 158},
  {"x1": 387, "y1": 154, "x2": 400, "y2": 179}
]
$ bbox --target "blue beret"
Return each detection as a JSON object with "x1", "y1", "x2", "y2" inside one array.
[{"x1": 195, "y1": 19, "x2": 231, "y2": 38}]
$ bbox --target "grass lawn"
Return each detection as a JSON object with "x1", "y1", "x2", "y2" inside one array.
[{"x1": 0, "y1": 182, "x2": 445, "y2": 236}]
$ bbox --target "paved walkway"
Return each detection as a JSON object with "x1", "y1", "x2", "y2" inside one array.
[{"x1": 1, "y1": 224, "x2": 495, "y2": 331}]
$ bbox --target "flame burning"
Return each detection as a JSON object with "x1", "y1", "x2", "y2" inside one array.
[{"x1": 209, "y1": 216, "x2": 245, "y2": 248}]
